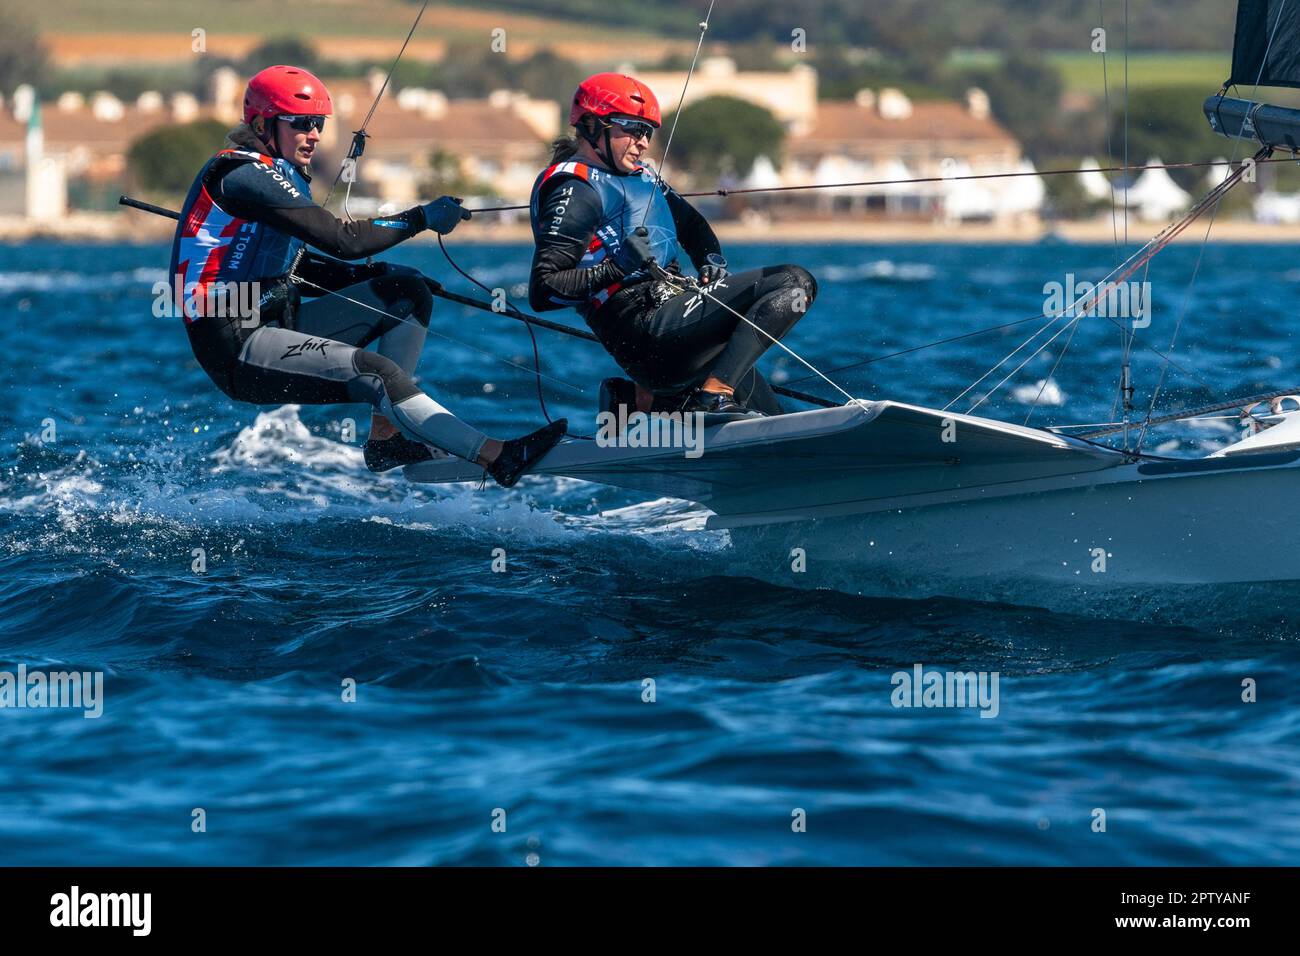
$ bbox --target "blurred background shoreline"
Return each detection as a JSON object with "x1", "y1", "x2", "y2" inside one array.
[{"x1": 4, "y1": 0, "x2": 1295, "y2": 243}]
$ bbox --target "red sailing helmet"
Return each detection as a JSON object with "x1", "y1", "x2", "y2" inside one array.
[
  {"x1": 243, "y1": 65, "x2": 334, "y2": 125},
  {"x1": 569, "y1": 73, "x2": 661, "y2": 127}
]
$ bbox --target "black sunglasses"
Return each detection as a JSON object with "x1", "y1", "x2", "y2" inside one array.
[
  {"x1": 606, "y1": 116, "x2": 655, "y2": 142},
  {"x1": 279, "y1": 114, "x2": 327, "y2": 133}
]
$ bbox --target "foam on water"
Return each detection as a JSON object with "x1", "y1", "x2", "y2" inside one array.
[
  {"x1": 817, "y1": 260, "x2": 938, "y2": 283},
  {"x1": 0, "y1": 266, "x2": 165, "y2": 294}
]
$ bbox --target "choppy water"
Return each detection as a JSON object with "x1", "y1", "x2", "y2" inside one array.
[{"x1": 2, "y1": 239, "x2": 1298, "y2": 865}]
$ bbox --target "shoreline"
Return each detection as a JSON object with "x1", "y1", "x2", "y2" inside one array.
[{"x1": 5, "y1": 213, "x2": 1300, "y2": 244}]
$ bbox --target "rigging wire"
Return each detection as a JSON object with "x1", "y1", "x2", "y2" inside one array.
[
  {"x1": 320, "y1": 0, "x2": 431, "y2": 219},
  {"x1": 963, "y1": 312, "x2": 1087, "y2": 416},
  {"x1": 1079, "y1": 387, "x2": 1300, "y2": 439},
  {"x1": 650, "y1": 269, "x2": 863, "y2": 408},
  {"x1": 780, "y1": 290, "x2": 1209, "y2": 393},
  {"x1": 293, "y1": 275, "x2": 588, "y2": 395},
  {"x1": 1023, "y1": 297, "x2": 1084, "y2": 426},
  {"x1": 1123, "y1": 0, "x2": 1130, "y2": 249},
  {"x1": 465, "y1": 157, "x2": 1294, "y2": 214},
  {"x1": 1022, "y1": 2, "x2": 1131, "y2": 434},
  {"x1": 1135, "y1": 0, "x2": 1291, "y2": 452},
  {"x1": 434, "y1": 235, "x2": 570, "y2": 431},
  {"x1": 1098, "y1": 0, "x2": 1121, "y2": 259},
  {"x1": 1117, "y1": 0, "x2": 1135, "y2": 444},
  {"x1": 642, "y1": 0, "x2": 716, "y2": 225},
  {"x1": 943, "y1": 157, "x2": 1255, "y2": 414}
]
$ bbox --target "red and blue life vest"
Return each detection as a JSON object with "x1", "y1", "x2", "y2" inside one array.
[
  {"x1": 168, "y1": 149, "x2": 309, "y2": 323},
  {"x1": 529, "y1": 160, "x2": 682, "y2": 310}
]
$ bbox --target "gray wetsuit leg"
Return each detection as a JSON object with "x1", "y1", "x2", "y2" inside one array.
[{"x1": 231, "y1": 273, "x2": 487, "y2": 461}]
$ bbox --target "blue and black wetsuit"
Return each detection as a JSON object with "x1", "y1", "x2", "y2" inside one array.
[
  {"x1": 169, "y1": 124, "x2": 489, "y2": 463},
  {"x1": 527, "y1": 155, "x2": 816, "y2": 414}
]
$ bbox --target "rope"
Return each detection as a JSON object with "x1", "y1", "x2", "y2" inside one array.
[
  {"x1": 293, "y1": 276, "x2": 588, "y2": 395},
  {"x1": 434, "y1": 235, "x2": 563, "y2": 427},
  {"x1": 944, "y1": 153, "x2": 1257, "y2": 414},
  {"x1": 666, "y1": 272, "x2": 858, "y2": 406},
  {"x1": 642, "y1": 0, "x2": 716, "y2": 227},
  {"x1": 321, "y1": 0, "x2": 431, "y2": 216},
  {"x1": 1135, "y1": 0, "x2": 1291, "y2": 453},
  {"x1": 465, "y1": 157, "x2": 1297, "y2": 214}
]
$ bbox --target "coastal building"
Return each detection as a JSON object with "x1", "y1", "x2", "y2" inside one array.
[
  {"x1": 0, "y1": 67, "x2": 558, "y2": 220},
  {"x1": 620, "y1": 57, "x2": 1038, "y2": 224},
  {"x1": 24, "y1": 99, "x2": 67, "y2": 221},
  {"x1": 335, "y1": 86, "x2": 559, "y2": 214},
  {"x1": 630, "y1": 57, "x2": 819, "y2": 135},
  {"x1": 783, "y1": 87, "x2": 1035, "y2": 224},
  {"x1": 1, "y1": 55, "x2": 1035, "y2": 225}
]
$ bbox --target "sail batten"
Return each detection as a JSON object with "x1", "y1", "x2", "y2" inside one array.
[{"x1": 1229, "y1": 0, "x2": 1300, "y2": 90}]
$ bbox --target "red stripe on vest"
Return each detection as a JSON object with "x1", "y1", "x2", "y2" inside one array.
[{"x1": 543, "y1": 161, "x2": 591, "y2": 183}]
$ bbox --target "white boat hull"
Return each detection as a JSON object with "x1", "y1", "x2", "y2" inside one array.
[
  {"x1": 405, "y1": 399, "x2": 1300, "y2": 611},
  {"x1": 726, "y1": 454, "x2": 1300, "y2": 590}
]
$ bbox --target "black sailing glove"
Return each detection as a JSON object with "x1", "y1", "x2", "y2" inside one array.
[
  {"x1": 699, "y1": 253, "x2": 729, "y2": 285},
  {"x1": 613, "y1": 226, "x2": 657, "y2": 276},
  {"x1": 421, "y1": 196, "x2": 472, "y2": 235}
]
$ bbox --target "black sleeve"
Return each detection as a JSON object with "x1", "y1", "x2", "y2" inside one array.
[
  {"x1": 528, "y1": 175, "x2": 625, "y2": 312},
  {"x1": 215, "y1": 159, "x2": 428, "y2": 260},
  {"x1": 665, "y1": 188, "x2": 722, "y2": 270},
  {"x1": 294, "y1": 252, "x2": 386, "y2": 296}
]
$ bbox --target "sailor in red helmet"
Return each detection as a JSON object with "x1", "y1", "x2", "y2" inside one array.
[
  {"x1": 169, "y1": 65, "x2": 565, "y2": 486},
  {"x1": 528, "y1": 72, "x2": 817, "y2": 418}
]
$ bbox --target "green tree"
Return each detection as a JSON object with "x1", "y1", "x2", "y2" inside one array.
[
  {"x1": 0, "y1": 5, "x2": 49, "y2": 92},
  {"x1": 663, "y1": 95, "x2": 784, "y2": 180},
  {"x1": 242, "y1": 37, "x2": 320, "y2": 74},
  {"x1": 813, "y1": 44, "x2": 948, "y2": 102},
  {"x1": 1040, "y1": 158, "x2": 1108, "y2": 220},
  {"x1": 423, "y1": 148, "x2": 486, "y2": 196},
  {"x1": 503, "y1": 50, "x2": 585, "y2": 106},
  {"x1": 958, "y1": 52, "x2": 1066, "y2": 162},
  {"x1": 127, "y1": 119, "x2": 229, "y2": 197},
  {"x1": 425, "y1": 49, "x2": 583, "y2": 106},
  {"x1": 1109, "y1": 86, "x2": 1227, "y2": 189}
]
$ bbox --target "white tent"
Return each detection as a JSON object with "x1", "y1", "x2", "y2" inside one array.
[
  {"x1": 811, "y1": 155, "x2": 852, "y2": 194},
  {"x1": 1078, "y1": 157, "x2": 1114, "y2": 202},
  {"x1": 999, "y1": 159, "x2": 1046, "y2": 215},
  {"x1": 874, "y1": 158, "x2": 917, "y2": 196},
  {"x1": 1255, "y1": 191, "x2": 1300, "y2": 224},
  {"x1": 941, "y1": 159, "x2": 995, "y2": 221},
  {"x1": 1206, "y1": 157, "x2": 1232, "y2": 189},
  {"x1": 1124, "y1": 158, "x2": 1192, "y2": 221},
  {"x1": 742, "y1": 155, "x2": 782, "y2": 190}
]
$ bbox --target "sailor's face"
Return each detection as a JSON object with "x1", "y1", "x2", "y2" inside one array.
[
  {"x1": 273, "y1": 121, "x2": 321, "y2": 167},
  {"x1": 607, "y1": 118, "x2": 652, "y2": 172}
]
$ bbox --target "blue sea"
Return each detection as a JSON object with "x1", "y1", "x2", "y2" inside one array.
[{"x1": 1, "y1": 238, "x2": 1298, "y2": 865}]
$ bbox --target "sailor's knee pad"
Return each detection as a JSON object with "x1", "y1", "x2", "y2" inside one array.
[
  {"x1": 782, "y1": 264, "x2": 818, "y2": 303},
  {"x1": 374, "y1": 274, "x2": 433, "y2": 327},
  {"x1": 349, "y1": 349, "x2": 420, "y2": 405}
]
